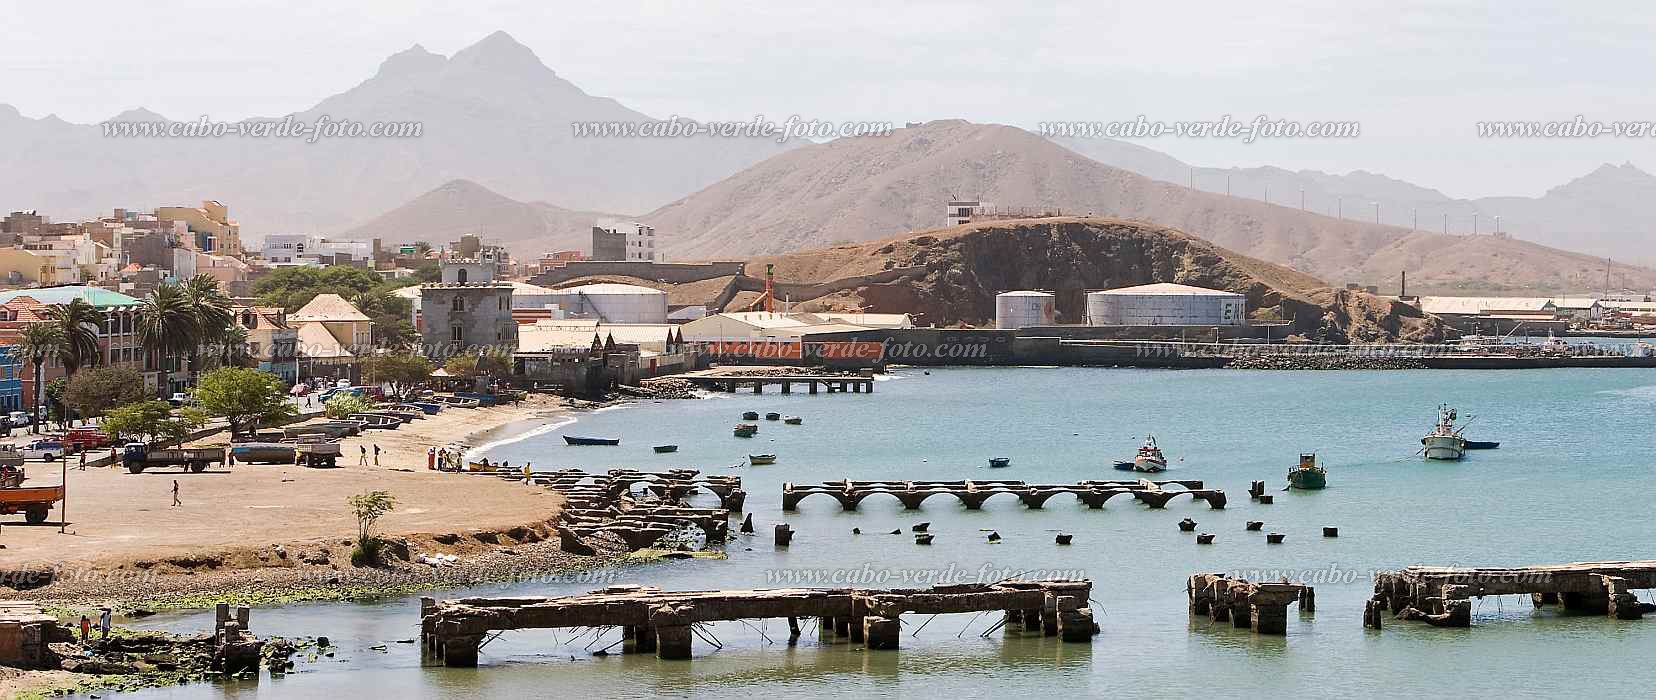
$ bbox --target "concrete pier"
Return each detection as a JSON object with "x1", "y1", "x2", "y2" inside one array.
[
  {"x1": 683, "y1": 375, "x2": 875, "y2": 395},
  {"x1": 422, "y1": 580, "x2": 1099, "y2": 665},
  {"x1": 1188, "y1": 573, "x2": 1313, "y2": 635},
  {"x1": 782, "y1": 478, "x2": 1224, "y2": 512},
  {"x1": 1369, "y1": 560, "x2": 1656, "y2": 629}
]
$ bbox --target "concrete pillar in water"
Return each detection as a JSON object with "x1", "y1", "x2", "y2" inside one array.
[
  {"x1": 655, "y1": 625, "x2": 693, "y2": 660},
  {"x1": 1022, "y1": 609, "x2": 1042, "y2": 632},
  {"x1": 848, "y1": 615, "x2": 866, "y2": 643},
  {"x1": 1004, "y1": 609, "x2": 1024, "y2": 628},
  {"x1": 810, "y1": 381, "x2": 818, "y2": 394},
  {"x1": 214, "y1": 603, "x2": 231, "y2": 628},
  {"x1": 782, "y1": 382, "x2": 791, "y2": 394},
  {"x1": 1042, "y1": 594, "x2": 1060, "y2": 636},
  {"x1": 1598, "y1": 575, "x2": 1644, "y2": 620},
  {"x1": 625, "y1": 625, "x2": 657, "y2": 653},
  {"x1": 863, "y1": 616, "x2": 900, "y2": 649},
  {"x1": 442, "y1": 634, "x2": 484, "y2": 667},
  {"x1": 236, "y1": 606, "x2": 251, "y2": 631},
  {"x1": 1532, "y1": 592, "x2": 1560, "y2": 606},
  {"x1": 753, "y1": 383, "x2": 763, "y2": 394},
  {"x1": 835, "y1": 616, "x2": 851, "y2": 637},
  {"x1": 819, "y1": 617, "x2": 837, "y2": 639},
  {"x1": 1251, "y1": 603, "x2": 1289, "y2": 635},
  {"x1": 774, "y1": 523, "x2": 794, "y2": 547}
]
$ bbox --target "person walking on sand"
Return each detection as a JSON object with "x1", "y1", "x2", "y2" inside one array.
[
  {"x1": 79, "y1": 614, "x2": 90, "y2": 643},
  {"x1": 373, "y1": 444, "x2": 381, "y2": 466},
  {"x1": 79, "y1": 450, "x2": 87, "y2": 471},
  {"x1": 359, "y1": 445, "x2": 368, "y2": 465},
  {"x1": 171, "y1": 480, "x2": 181, "y2": 507},
  {"x1": 427, "y1": 446, "x2": 436, "y2": 470},
  {"x1": 98, "y1": 607, "x2": 112, "y2": 641}
]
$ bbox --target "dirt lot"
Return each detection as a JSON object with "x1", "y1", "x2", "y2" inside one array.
[{"x1": 0, "y1": 397, "x2": 570, "y2": 570}]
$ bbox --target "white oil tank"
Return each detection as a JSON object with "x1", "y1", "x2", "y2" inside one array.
[
  {"x1": 545, "y1": 283, "x2": 669, "y2": 324},
  {"x1": 1086, "y1": 283, "x2": 1247, "y2": 326},
  {"x1": 995, "y1": 291, "x2": 1056, "y2": 329}
]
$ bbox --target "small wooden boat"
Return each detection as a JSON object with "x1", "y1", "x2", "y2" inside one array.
[
  {"x1": 741, "y1": 411, "x2": 760, "y2": 421},
  {"x1": 362, "y1": 409, "x2": 419, "y2": 424},
  {"x1": 563, "y1": 435, "x2": 621, "y2": 446},
  {"x1": 748, "y1": 454, "x2": 777, "y2": 465},
  {"x1": 1112, "y1": 460, "x2": 1136, "y2": 471},
  {"x1": 1463, "y1": 440, "x2": 1500, "y2": 450},
  {"x1": 988, "y1": 457, "x2": 1011, "y2": 468},
  {"x1": 430, "y1": 395, "x2": 482, "y2": 409},
  {"x1": 764, "y1": 412, "x2": 782, "y2": 421},
  {"x1": 733, "y1": 423, "x2": 759, "y2": 438},
  {"x1": 395, "y1": 403, "x2": 436, "y2": 416},
  {"x1": 783, "y1": 416, "x2": 802, "y2": 425},
  {"x1": 1286, "y1": 453, "x2": 1327, "y2": 490},
  {"x1": 653, "y1": 445, "x2": 679, "y2": 453},
  {"x1": 405, "y1": 401, "x2": 444, "y2": 414},
  {"x1": 348, "y1": 413, "x2": 402, "y2": 430}
]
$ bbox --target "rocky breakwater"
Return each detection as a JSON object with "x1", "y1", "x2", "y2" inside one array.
[{"x1": 1223, "y1": 355, "x2": 1428, "y2": 370}]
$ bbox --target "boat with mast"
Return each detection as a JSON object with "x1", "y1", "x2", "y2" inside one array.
[
  {"x1": 1286, "y1": 453, "x2": 1327, "y2": 489},
  {"x1": 1421, "y1": 405, "x2": 1467, "y2": 460},
  {"x1": 1112, "y1": 435, "x2": 1167, "y2": 473}
]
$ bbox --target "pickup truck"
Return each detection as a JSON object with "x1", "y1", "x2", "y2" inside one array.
[
  {"x1": 21, "y1": 440, "x2": 65, "y2": 461},
  {"x1": 122, "y1": 443, "x2": 227, "y2": 474}
]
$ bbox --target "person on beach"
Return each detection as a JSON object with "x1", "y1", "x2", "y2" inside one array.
[
  {"x1": 171, "y1": 480, "x2": 181, "y2": 507},
  {"x1": 79, "y1": 450, "x2": 87, "y2": 471},
  {"x1": 427, "y1": 446, "x2": 436, "y2": 470},
  {"x1": 359, "y1": 445, "x2": 368, "y2": 465},
  {"x1": 373, "y1": 444, "x2": 381, "y2": 466},
  {"x1": 523, "y1": 462, "x2": 532, "y2": 482},
  {"x1": 98, "y1": 608, "x2": 112, "y2": 641},
  {"x1": 79, "y1": 614, "x2": 90, "y2": 642}
]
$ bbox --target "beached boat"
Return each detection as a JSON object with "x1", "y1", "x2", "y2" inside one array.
[
  {"x1": 734, "y1": 423, "x2": 759, "y2": 438},
  {"x1": 1421, "y1": 405, "x2": 1467, "y2": 460},
  {"x1": 1287, "y1": 453, "x2": 1327, "y2": 489},
  {"x1": 404, "y1": 401, "x2": 444, "y2": 414},
  {"x1": 1131, "y1": 436, "x2": 1167, "y2": 473},
  {"x1": 742, "y1": 411, "x2": 760, "y2": 421},
  {"x1": 430, "y1": 395, "x2": 482, "y2": 409},
  {"x1": 988, "y1": 457, "x2": 1011, "y2": 468},
  {"x1": 564, "y1": 435, "x2": 621, "y2": 446},
  {"x1": 653, "y1": 445, "x2": 679, "y2": 453},
  {"x1": 783, "y1": 416, "x2": 802, "y2": 425},
  {"x1": 348, "y1": 413, "x2": 402, "y2": 430},
  {"x1": 764, "y1": 412, "x2": 782, "y2": 421},
  {"x1": 748, "y1": 454, "x2": 777, "y2": 465}
]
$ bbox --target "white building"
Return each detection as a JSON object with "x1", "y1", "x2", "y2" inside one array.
[
  {"x1": 947, "y1": 200, "x2": 994, "y2": 227},
  {"x1": 594, "y1": 220, "x2": 659, "y2": 262},
  {"x1": 679, "y1": 311, "x2": 877, "y2": 341},
  {"x1": 1086, "y1": 283, "x2": 1247, "y2": 326},
  {"x1": 261, "y1": 234, "x2": 373, "y2": 265}
]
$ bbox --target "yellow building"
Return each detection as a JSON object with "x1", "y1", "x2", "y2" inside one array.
[
  {"x1": 0, "y1": 248, "x2": 61, "y2": 285},
  {"x1": 155, "y1": 200, "x2": 244, "y2": 256}
]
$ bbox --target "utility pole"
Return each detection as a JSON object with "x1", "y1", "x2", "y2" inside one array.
[
  {"x1": 1299, "y1": 188, "x2": 1305, "y2": 211},
  {"x1": 1373, "y1": 202, "x2": 1380, "y2": 224},
  {"x1": 1442, "y1": 213, "x2": 1448, "y2": 234},
  {"x1": 1264, "y1": 184, "x2": 1269, "y2": 204},
  {"x1": 1493, "y1": 215, "x2": 1501, "y2": 234},
  {"x1": 1473, "y1": 212, "x2": 1479, "y2": 235},
  {"x1": 1412, "y1": 208, "x2": 1417, "y2": 231},
  {"x1": 1337, "y1": 196, "x2": 1343, "y2": 220},
  {"x1": 1226, "y1": 174, "x2": 1231, "y2": 197}
]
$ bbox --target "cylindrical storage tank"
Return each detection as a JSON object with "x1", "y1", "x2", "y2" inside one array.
[
  {"x1": 1086, "y1": 283, "x2": 1247, "y2": 326},
  {"x1": 545, "y1": 283, "x2": 669, "y2": 324},
  {"x1": 995, "y1": 291, "x2": 1056, "y2": 329}
]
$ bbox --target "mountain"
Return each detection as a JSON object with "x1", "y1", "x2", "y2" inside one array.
[
  {"x1": 1052, "y1": 136, "x2": 1656, "y2": 264},
  {"x1": 0, "y1": 31, "x2": 788, "y2": 239},
  {"x1": 344, "y1": 179, "x2": 621, "y2": 254},
  {"x1": 648, "y1": 120, "x2": 1654, "y2": 294}
]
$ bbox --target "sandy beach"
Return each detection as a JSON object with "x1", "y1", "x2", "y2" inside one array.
[{"x1": 0, "y1": 395, "x2": 597, "y2": 599}]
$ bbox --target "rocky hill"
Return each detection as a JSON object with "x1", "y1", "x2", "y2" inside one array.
[
  {"x1": 630, "y1": 217, "x2": 1443, "y2": 343},
  {"x1": 345, "y1": 179, "x2": 618, "y2": 253}
]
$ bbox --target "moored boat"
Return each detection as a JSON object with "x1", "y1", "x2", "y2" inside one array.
[
  {"x1": 1111, "y1": 460, "x2": 1136, "y2": 471},
  {"x1": 989, "y1": 457, "x2": 1011, "y2": 468},
  {"x1": 734, "y1": 423, "x2": 759, "y2": 438},
  {"x1": 1421, "y1": 405, "x2": 1467, "y2": 460},
  {"x1": 653, "y1": 445, "x2": 679, "y2": 453},
  {"x1": 764, "y1": 412, "x2": 782, "y2": 421},
  {"x1": 1464, "y1": 440, "x2": 1500, "y2": 450},
  {"x1": 748, "y1": 454, "x2": 777, "y2": 465},
  {"x1": 1131, "y1": 436, "x2": 1167, "y2": 473},
  {"x1": 563, "y1": 435, "x2": 621, "y2": 446},
  {"x1": 1286, "y1": 453, "x2": 1327, "y2": 489},
  {"x1": 742, "y1": 411, "x2": 760, "y2": 421},
  {"x1": 783, "y1": 416, "x2": 802, "y2": 425}
]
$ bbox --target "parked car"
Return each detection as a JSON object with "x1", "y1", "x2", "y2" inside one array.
[
  {"x1": 168, "y1": 392, "x2": 193, "y2": 407},
  {"x1": 7, "y1": 411, "x2": 32, "y2": 427},
  {"x1": 22, "y1": 440, "x2": 65, "y2": 461}
]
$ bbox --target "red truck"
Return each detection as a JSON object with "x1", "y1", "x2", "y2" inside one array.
[{"x1": 61, "y1": 428, "x2": 113, "y2": 452}]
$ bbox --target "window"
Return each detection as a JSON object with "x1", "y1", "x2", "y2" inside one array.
[
  {"x1": 456, "y1": 269, "x2": 468, "y2": 283},
  {"x1": 452, "y1": 295, "x2": 465, "y2": 312},
  {"x1": 451, "y1": 326, "x2": 463, "y2": 343}
]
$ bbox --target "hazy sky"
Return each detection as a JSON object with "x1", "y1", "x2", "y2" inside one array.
[{"x1": 6, "y1": 0, "x2": 1655, "y2": 199}]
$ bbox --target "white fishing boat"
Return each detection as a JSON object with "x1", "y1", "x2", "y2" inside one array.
[
  {"x1": 1131, "y1": 435, "x2": 1168, "y2": 473},
  {"x1": 1421, "y1": 404, "x2": 1467, "y2": 460}
]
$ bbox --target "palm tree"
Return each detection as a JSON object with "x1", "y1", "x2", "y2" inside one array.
[
  {"x1": 181, "y1": 275, "x2": 233, "y2": 377},
  {"x1": 43, "y1": 298, "x2": 104, "y2": 377},
  {"x1": 15, "y1": 323, "x2": 65, "y2": 435},
  {"x1": 137, "y1": 283, "x2": 199, "y2": 397},
  {"x1": 215, "y1": 323, "x2": 251, "y2": 367}
]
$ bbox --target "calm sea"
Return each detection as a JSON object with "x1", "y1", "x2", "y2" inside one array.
[{"x1": 119, "y1": 367, "x2": 1656, "y2": 698}]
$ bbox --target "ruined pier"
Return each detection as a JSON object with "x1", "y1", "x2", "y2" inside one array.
[
  {"x1": 783, "y1": 478, "x2": 1225, "y2": 511},
  {"x1": 1367, "y1": 560, "x2": 1656, "y2": 629},
  {"x1": 683, "y1": 374, "x2": 874, "y2": 394},
  {"x1": 1187, "y1": 573, "x2": 1314, "y2": 635},
  {"x1": 469, "y1": 467, "x2": 744, "y2": 553},
  {"x1": 421, "y1": 579, "x2": 1098, "y2": 665}
]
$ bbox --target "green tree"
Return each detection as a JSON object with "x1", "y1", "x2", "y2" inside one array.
[
  {"x1": 99, "y1": 400, "x2": 207, "y2": 447},
  {"x1": 136, "y1": 283, "x2": 199, "y2": 395},
  {"x1": 252, "y1": 265, "x2": 415, "y2": 347},
  {"x1": 181, "y1": 275, "x2": 234, "y2": 374},
  {"x1": 443, "y1": 353, "x2": 509, "y2": 379},
  {"x1": 42, "y1": 377, "x2": 69, "y2": 430},
  {"x1": 347, "y1": 490, "x2": 397, "y2": 566},
  {"x1": 323, "y1": 394, "x2": 375, "y2": 419},
  {"x1": 362, "y1": 352, "x2": 433, "y2": 399},
  {"x1": 191, "y1": 367, "x2": 297, "y2": 438},
  {"x1": 44, "y1": 298, "x2": 104, "y2": 377},
  {"x1": 15, "y1": 322, "x2": 65, "y2": 434},
  {"x1": 62, "y1": 366, "x2": 146, "y2": 420}
]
